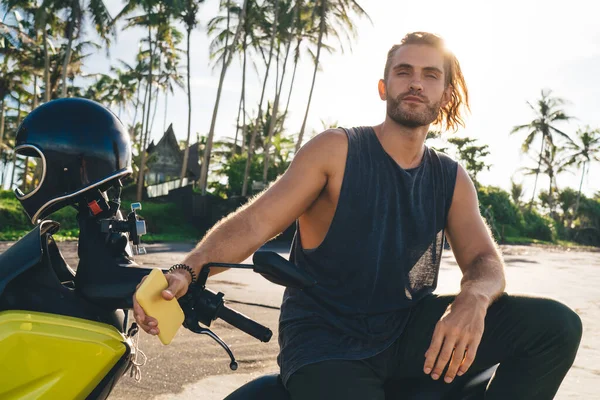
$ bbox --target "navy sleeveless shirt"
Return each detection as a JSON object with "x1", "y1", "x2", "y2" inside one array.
[{"x1": 277, "y1": 126, "x2": 459, "y2": 386}]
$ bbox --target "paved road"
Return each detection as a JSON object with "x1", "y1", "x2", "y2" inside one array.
[{"x1": 0, "y1": 241, "x2": 598, "y2": 399}]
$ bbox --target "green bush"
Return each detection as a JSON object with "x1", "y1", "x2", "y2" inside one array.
[
  {"x1": 0, "y1": 190, "x2": 15, "y2": 200},
  {"x1": 477, "y1": 186, "x2": 521, "y2": 227},
  {"x1": 1, "y1": 189, "x2": 80, "y2": 231},
  {"x1": 477, "y1": 186, "x2": 524, "y2": 240},
  {"x1": 522, "y1": 209, "x2": 557, "y2": 242},
  {"x1": 121, "y1": 201, "x2": 201, "y2": 241},
  {"x1": 1, "y1": 191, "x2": 30, "y2": 229},
  {"x1": 1, "y1": 189, "x2": 199, "y2": 242},
  {"x1": 501, "y1": 224, "x2": 521, "y2": 238}
]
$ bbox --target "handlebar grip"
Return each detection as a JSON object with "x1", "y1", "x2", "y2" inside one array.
[{"x1": 216, "y1": 304, "x2": 273, "y2": 343}]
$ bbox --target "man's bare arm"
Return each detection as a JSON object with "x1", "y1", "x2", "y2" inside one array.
[
  {"x1": 445, "y1": 165, "x2": 506, "y2": 305},
  {"x1": 133, "y1": 130, "x2": 347, "y2": 335},
  {"x1": 423, "y1": 165, "x2": 506, "y2": 383},
  {"x1": 179, "y1": 129, "x2": 347, "y2": 278}
]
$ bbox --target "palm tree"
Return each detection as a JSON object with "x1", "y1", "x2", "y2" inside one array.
[
  {"x1": 34, "y1": 37, "x2": 99, "y2": 102},
  {"x1": 558, "y1": 188, "x2": 579, "y2": 228},
  {"x1": 241, "y1": 0, "x2": 280, "y2": 196},
  {"x1": 510, "y1": 179, "x2": 524, "y2": 208},
  {"x1": 262, "y1": 0, "x2": 296, "y2": 182},
  {"x1": 235, "y1": 0, "x2": 269, "y2": 156},
  {"x1": 0, "y1": 2, "x2": 33, "y2": 157},
  {"x1": 2, "y1": 0, "x2": 60, "y2": 102},
  {"x1": 295, "y1": 0, "x2": 370, "y2": 152},
  {"x1": 55, "y1": 0, "x2": 115, "y2": 98},
  {"x1": 149, "y1": 21, "x2": 183, "y2": 135},
  {"x1": 564, "y1": 126, "x2": 600, "y2": 226},
  {"x1": 118, "y1": 54, "x2": 147, "y2": 128},
  {"x1": 207, "y1": 0, "x2": 271, "y2": 158},
  {"x1": 521, "y1": 144, "x2": 570, "y2": 215},
  {"x1": 281, "y1": 0, "x2": 306, "y2": 123},
  {"x1": 174, "y1": 0, "x2": 204, "y2": 187},
  {"x1": 212, "y1": 104, "x2": 293, "y2": 197},
  {"x1": 109, "y1": 67, "x2": 138, "y2": 118},
  {"x1": 198, "y1": 0, "x2": 248, "y2": 195},
  {"x1": 116, "y1": 0, "x2": 172, "y2": 201},
  {"x1": 83, "y1": 72, "x2": 114, "y2": 103},
  {"x1": 2, "y1": 68, "x2": 33, "y2": 189},
  {"x1": 511, "y1": 89, "x2": 572, "y2": 208}
]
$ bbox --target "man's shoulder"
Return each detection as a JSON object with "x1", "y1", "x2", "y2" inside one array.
[
  {"x1": 293, "y1": 129, "x2": 349, "y2": 175},
  {"x1": 315, "y1": 128, "x2": 348, "y2": 142},
  {"x1": 304, "y1": 128, "x2": 349, "y2": 154}
]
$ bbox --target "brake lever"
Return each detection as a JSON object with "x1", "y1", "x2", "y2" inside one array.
[
  {"x1": 179, "y1": 282, "x2": 238, "y2": 371},
  {"x1": 183, "y1": 318, "x2": 238, "y2": 371}
]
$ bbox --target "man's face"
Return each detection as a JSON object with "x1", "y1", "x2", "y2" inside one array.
[{"x1": 379, "y1": 44, "x2": 451, "y2": 128}]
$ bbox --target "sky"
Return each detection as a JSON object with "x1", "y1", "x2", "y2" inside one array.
[{"x1": 24, "y1": 0, "x2": 600, "y2": 197}]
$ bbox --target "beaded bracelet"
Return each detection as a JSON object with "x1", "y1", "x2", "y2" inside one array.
[{"x1": 168, "y1": 264, "x2": 197, "y2": 284}]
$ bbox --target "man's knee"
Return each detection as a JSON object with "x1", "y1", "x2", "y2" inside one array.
[
  {"x1": 549, "y1": 299, "x2": 583, "y2": 348},
  {"x1": 526, "y1": 297, "x2": 583, "y2": 349}
]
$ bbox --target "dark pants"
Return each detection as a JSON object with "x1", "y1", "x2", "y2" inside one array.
[{"x1": 287, "y1": 294, "x2": 583, "y2": 400}]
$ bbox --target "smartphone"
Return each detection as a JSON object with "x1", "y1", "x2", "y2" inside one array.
[{"x1": 135, "y1": 268, "x2": 185, "y2": 345}]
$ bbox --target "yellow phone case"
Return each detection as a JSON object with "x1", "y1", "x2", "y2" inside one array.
[{"x1": 135, "y1": 268, "x2": 185, "y2": 345}]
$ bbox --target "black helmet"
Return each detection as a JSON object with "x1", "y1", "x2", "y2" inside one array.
[{"x1": 14, "y1": 98, "x2": 132, "y2": 223}]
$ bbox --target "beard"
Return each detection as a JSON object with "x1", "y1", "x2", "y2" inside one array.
[{"x1": 386, "y1": 90, "x2": 442, "y2": 128}]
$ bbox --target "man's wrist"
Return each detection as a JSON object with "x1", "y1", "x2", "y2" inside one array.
[
  {"x1": 168, "y1": 264, "x2": 196, "y2": 285},
  {"x1": 181, "y1": 253, "x2": 207, "y2": 278},
  {"x1": 456, "y1": 287, "x2": 491, "y2": 309}
]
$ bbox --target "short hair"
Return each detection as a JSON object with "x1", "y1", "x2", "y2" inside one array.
[{"x1": 383, "y1": 32, "x2": 470, "y2": 132}]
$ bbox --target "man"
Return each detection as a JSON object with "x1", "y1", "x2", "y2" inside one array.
[{"x1": 133, "y1": 32, "x2": 582, "y2": 399}]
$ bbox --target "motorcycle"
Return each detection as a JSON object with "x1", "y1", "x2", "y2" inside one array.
[{"x1": 0, "y1": 186, "x2": 496, "y2": 399}]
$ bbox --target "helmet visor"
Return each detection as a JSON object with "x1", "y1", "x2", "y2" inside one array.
[{"x1": 13, "y1": 145, "x2": 46, "y2": 200}]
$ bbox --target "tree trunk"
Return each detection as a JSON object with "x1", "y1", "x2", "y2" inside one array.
[
  {"x1": 233, "y1": 39, "x2": 246, "y2": 157},
  {"x1": 569, "y1": 161, "x2": 587, "y2": 228},
  {"x1": 240, "y1": 39, "x2": 248, "y2": 155},
  {"x1": 136, "y1": 80, "x2": 148, "y2": 175},
  {"x1": 60, "y1": 28, "x2": 75, "y2": 98},
  {"x1": 16, "y1": 98, "x2": 22, "y2": 126},
  {"x1": 163, "y1": 89, "x2": 169, "y2": 133},
  {"x1": 241, "y1": 0, "x2": 279, "y2": 196},
  {"x1": 233, "y1": 89, "x2": 242, "y2": 155},
  {"x1": 295, "y1": 0, "x2": 326, "y2": 153},
  {"x1": 198, "y1": 0, "x2": 248, "y2": 194},
  {"x1": 0, "y1": 155, "x2": 5, "y2": 190},
  {"x1": 33, "y1": 75, "x2": 38, "y2": 109},
  {"x1": 9, "y1": 151, "x2": 16, "y2": 190},
  {"x1": 547, "y1": 171, "x2": 555, "y2": 216},
  {"x1": 132, "y1": 78, "x2": 143, "y2": 127},
  {"x1": 280, "y1": 1, "x2": 301, "y2": 128},
  {"x1": 43, "y1": 30, "x2": 51, "y2": 102},
  {"x1": 15, "y1": 98, "x2": 25, "y2": 190},
  {"x1": 150, "y1": 86, "x2": 160, "y2": 135},
  {"x1": 529, "y1": 134, "x2": 545, "y2": 209},
  {"x1": 0, "y1": 99, "x2": 7, "y2": 189},
  {"x1": 179, "y1": 26, "x2": 193, "y2": 187},
  {"x1": 283, "y1": 39, "x2": 301, "y2": 123},
  {"x1": 137, "y1": 26, "x2": 154, "y2": 202},
  {"x1": 0, "y1": 101, "x2": 5, "y2": 159},
  {"x1": 263, "y1": 31, "x2": 293, "y2": 182}
]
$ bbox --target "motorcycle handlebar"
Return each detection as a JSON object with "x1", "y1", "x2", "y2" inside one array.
[{"x1": 216, "y1": 303, "x2": 273, "y2": 343}]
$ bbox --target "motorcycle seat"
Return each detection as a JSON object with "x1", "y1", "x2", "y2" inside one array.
[{"x1": 224, "y1": 365, "x2": 497, "y2": 400}]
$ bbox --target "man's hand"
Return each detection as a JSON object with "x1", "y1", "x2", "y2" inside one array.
[
  {"x1": 423, "y1": 291, "x2": 488, "y2": 383},
  {"x1": 132, "y1": 270, "x2": 192, "y2": 335}
]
